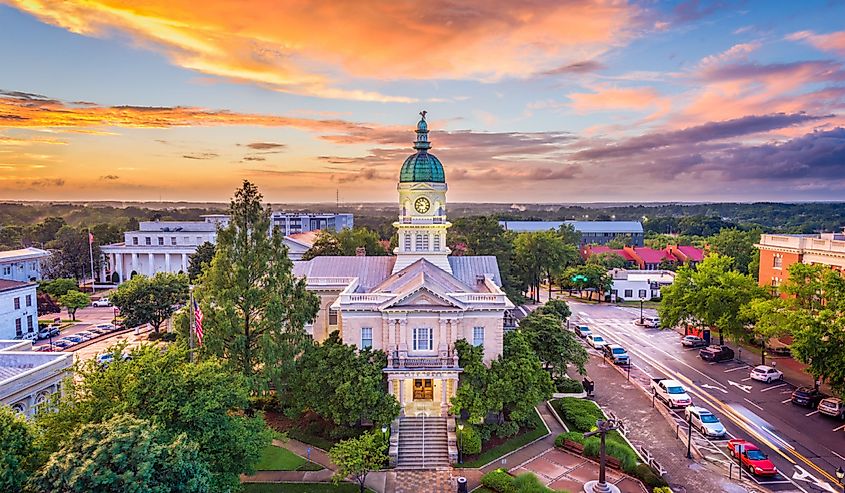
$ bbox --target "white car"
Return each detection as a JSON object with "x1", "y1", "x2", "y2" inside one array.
[
  {"x1": 91, "y1": 298, "x2": 112, "y2": 307},
  {"x1": 642, "y1": 316, "x2": 660, "y2": 328},
  {"x1": 750, "y1": 365, "x2": 783, "y2": 383},
  {"x1": 588, "y1": 334, "x2": 607, "y2": 349},
  {"x1": 685, "y1": 406, "x2": 726, "y2": 438},
  {"x1": 651, "y1": 378, "x2": 693, "y2": 408}
]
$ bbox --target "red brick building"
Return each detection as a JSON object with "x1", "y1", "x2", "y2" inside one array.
[{"x1": 756, "y1": 233, "x2": 845, "y2": 293}]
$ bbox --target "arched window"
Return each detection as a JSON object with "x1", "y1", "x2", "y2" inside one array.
[{"x1": 12, "y1": 402, "x2": 26, "y2": 416}]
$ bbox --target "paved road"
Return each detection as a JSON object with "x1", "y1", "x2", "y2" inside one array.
[
  {"x1": 570, "y1": 300, "x2": 843, "y2": 493},
  {"x1": 35, "y1": 306, "x2": 149, "y2": 360}
]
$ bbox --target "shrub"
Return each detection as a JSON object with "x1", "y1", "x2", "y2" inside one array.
[
  {"x1": 554, "y1": 398, "x2": 604, "y2": 433},
  {"x1": 632, "y1": 464, "x2": 669, "y2": 489},
  {"x1": 583, "y1": 437, "x2": 638, "y2": 473},
  {"x1": 555, "y1": 377, "x2": 583, "y2": 394},
  {"x1": 493, "y1": 421, "x2": 519, "y2": 439},
  {"x1": 653, "y1": 487, "x2": 672, "y2": 493},
  {"x1": 458, "y1": 425, "x2": 482, "y2": 456},
  {"x1": 554, "y1": 432, "x2": 584, "y2": 448},
  {"x1": 480, "y1": 469, "x2": 514, "y2": 493},
  {"x1": 512, "y1": 472, "x2": 556, "y2": 493}
]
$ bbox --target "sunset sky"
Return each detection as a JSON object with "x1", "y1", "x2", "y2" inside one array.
[{"x1": 1, "y1": 0, "x2": 845, "y2": 203}]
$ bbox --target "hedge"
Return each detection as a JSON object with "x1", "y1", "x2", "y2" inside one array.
[
  {"x1": 555, "y1": 377, "x2": 584, "y2": 394},
  {"x1": 480, "y1": 469, "x2": 514, "y2": 493},
  {"x1": 583, "y1": 438, "x2": 638, "y2": 473},
  {"x1": 459, "y1": 425, "x2": 482, "y2": 455},
  {"x1": 552, "y1": 398, "x2": 604, "y2": 433},
  {"x1": 554, "y1": 432, "x2": 584, "y2": 448},
  {"x1": 631, "y1": 464, "x2": 669, "y2": 489}
]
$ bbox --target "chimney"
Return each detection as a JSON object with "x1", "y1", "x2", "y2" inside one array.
[{"x1": 355, "y1": 246, "x2": 366, "y2": 257}]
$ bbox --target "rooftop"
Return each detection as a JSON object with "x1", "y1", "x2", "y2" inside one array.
[
  {"x1": 0, "y1": 279, "x2": 35, "y2": 293},
  {"x1": 0, "y1": 247, "x2": 50, "y2": 262},
  {"x1": 499, "y1": 220, "x2": 643, "y2": 234}
]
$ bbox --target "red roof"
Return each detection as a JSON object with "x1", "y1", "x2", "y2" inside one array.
[
  {"x1": 677, "y1": 245, "x2": 705, "y2": 261},
  {"x1": 635, "y1": 247, "x2": 675, "y2": 264},
  {"x1": 588, "y1": 246, "x2": 636, "y2": 261}
]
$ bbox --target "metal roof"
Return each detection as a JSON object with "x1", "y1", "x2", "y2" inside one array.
[
  {"x1": 499, "y1": 220, "x2": 643, "y2": 234},
  {"x1": 0, "y1": 279, "x2": 35, "y2": 293},
  {"x1": 448, "y1": 256, "x2": 503, "y2": 287},
  {"x1": 292, "y1": 256, "x2": 397, "y2": 291},
  {"x1": 0, "y1": 247, "x2": 49, "y2": 262}
]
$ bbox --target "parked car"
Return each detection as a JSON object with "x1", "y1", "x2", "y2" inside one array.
[
  {"x1": 576, "y1": 325, "x2": 592, "y2": 338},
  {"x1": 35, "y1": 345, "x2": 54, "y2": 352},
  {"x1": 16, "y1": 331, "x2": 37, "y2": 341},
  {"x1": 91, "y1": 297, "x2": 112, "y2": 307},
  {"x1": 727, "y1": 439, "x2": 777, "y2": 476},
  {"x1": 587, "y1": 334, "x2": 607, "y2": 349},
  {"x1": 76, "y1": 330, "x2": 96, "y2": 340},
  {"x1": 61, "y1": 335, "x2": 83, "y2": 344},
  {"x1": 88, "y1": 328, "x2": 107, "y2": 335},
  {"x1": 52, "y1": 340, "x2": 73, "y2": 349},
  {"x1": 819, "y1": 397, "x2": 845, "y2": 419},
  {"x1": 685, "y1": 406, "x2": 726, "y2": 438},
  {"x1": 37, "y1": 325, "x2": 60, "y2": 339},
  {"x1": 602, "y1": 344, "x2": 630, "y2": 365},
  {"x1": 651, "y1": 378, "x2": 693, "y2": 408},
  {"x1": 95, "y1": 323, "x2": 117, "y2": 332},
  {"x1": 699, "y1": 345, "x2": 734, "y2": 362},
  {"x1": 750, "y1": 365, "x2": 783, "y2": 383},
  {"x1": 642, "y1": 316, "x2": 660, "y2": 328},
  {"x1": 681, "y1": 335, "x2": 707, "y2": 348},
  {"x1": 791, "y1": 386, "x2": 828, "y2": 408}
]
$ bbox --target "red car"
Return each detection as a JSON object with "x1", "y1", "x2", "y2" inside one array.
[{"x1": 727, "y1": 439, "x2": 777, "y2": 476}]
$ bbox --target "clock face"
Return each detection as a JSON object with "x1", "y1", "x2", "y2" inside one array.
[{"x1": 414, "y1": 197, "x2": 431, "y2": 214}]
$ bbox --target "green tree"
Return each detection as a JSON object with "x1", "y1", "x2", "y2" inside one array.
[
  {"x1": 30, "y1": 414, "x2": 210, "y2": 493},
  {"x1": 488, "y1": 330, "x2": 555, "y2": 424},
  {"x1": 450, "y1": 339, "x2": 490, "y2": 424},
  {"x1": 44, "y1": 225, "x2": 101, "y2": 280},
  {"x1": 557, "y1": 224, "x2": 581, "y2": 246},
  {"x1": 35, "y1": 344, "x2": 270, "y2": 491},
  {"x1": 39, "y1": 278, "x2": 79, "y2": 298},
  {"x1": 329, "y1": 431, "x2": 388, "y2": 493},
  {"x1": 302, "y1": 231, "x2": 343, "y2": 259},
  {"x1": 520, "y1": 310, "x2": 587, "y2": 378},
  {"x1": 289, "y1": 332, "x2": 400, "y2": 428},
  {"x1": 111, "y1": 272, "x2": 189, "y2": 333},
  {"x1": 90, "y1": 223, "x2": 124, "y2": 245},
  {"x1": 188, "y1": 241, "x2": 216, "y2": 281},
  {"x1": 303, "y1": 228, "x2": 387, "y2": 259},
  {"x1": 0, "y1": 405, "x2": 40, "y2": 492},
  {"x1": 587, "y1": 252, "x2": 628, "y2": 270},
  {"x1": 59, "y1": 290, "x2": 90, "y2": 321},
  {"x1": 198, "y1": 181, "x2": 319, "y2": 395},
  {"x1": 30, "y1": 217, "x2": 66, "y2": 246},
  {"x1": 538, "y1": 298, "x2": 572, "y2": 320},
  {"x1": 659, "y1": 254, "x2": 765, "y2": 345},
  {"x1": 514, "y1": 231, "x2": 578, "y2": 302},
  {"x1": 559, "y1": 264, "x2": 611, "y2": 302},
  {"x1": 710, "y1": 228, "x2": 761, "y2": 275}
]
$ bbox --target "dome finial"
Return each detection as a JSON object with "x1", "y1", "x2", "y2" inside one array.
[{"x1": 413, "y1": 110, "x2": 431, "y2": 151}]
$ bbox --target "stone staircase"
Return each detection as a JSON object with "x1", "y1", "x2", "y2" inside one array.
[{"x1": 396, "y1": 416, "x2": 450, "y2": 469}]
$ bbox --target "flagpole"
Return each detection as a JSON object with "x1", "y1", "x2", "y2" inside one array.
[
  {"x1": 87, "y1": 228, "x2": 96, "y2": 294},
  {"x1": 189, "y1": 286, "x2": 195, "y2": 363}
]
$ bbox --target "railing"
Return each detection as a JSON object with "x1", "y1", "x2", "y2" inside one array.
[
  {"x1": 386, "y1": 353, "x2": 459, "y2": 369},
  {"x1": 339, "y1": 293, "x2": 394, "y2": 304},
  {"x1": 422, "y1": 415, "x2": 426, "y2": 469},
  {"x1": 306, "y1": 277, "x2": 356, "y2": 286},
  {"x1": 450, "y1": 293, "x2": 506, "y2": 304}
]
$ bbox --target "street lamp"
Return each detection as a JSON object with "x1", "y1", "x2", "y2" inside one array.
[
  {"x1": 457, "y1": 423, "x2": 464, "y2": 464},
  {"x1": 835, "y1": 466, "x2": 844, "y2": 493},
  {"x1": 686, "y1": 410, "x2": 693, "y2": 459},
  {"x1": 584, "y1": 419, "x2": 620, "y2": 493},
  {"x1": 639, "y1": 298, "x2": 645, "y2": 325}
]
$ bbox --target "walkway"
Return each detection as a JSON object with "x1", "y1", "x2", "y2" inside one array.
[{"x1": 240, "y1": 438, "x2": 336, "y2": 484}]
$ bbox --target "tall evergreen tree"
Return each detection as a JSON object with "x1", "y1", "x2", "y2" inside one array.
[{"x1": 198, "y1": 181, "x2": 319, "y2": 394}]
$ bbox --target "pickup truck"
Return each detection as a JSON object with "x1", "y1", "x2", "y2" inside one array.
[{"x1": 651, "y1": 378, "x2": 692, "y2": 408}]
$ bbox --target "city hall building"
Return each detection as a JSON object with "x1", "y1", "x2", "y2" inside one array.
[{"x1": 293, "y1": 114, "x2": 513, "y2": 419}]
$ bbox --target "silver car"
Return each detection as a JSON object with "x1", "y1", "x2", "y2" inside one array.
[{"x1": 685, "y1": 406, "x2": 726, "y2": 438}]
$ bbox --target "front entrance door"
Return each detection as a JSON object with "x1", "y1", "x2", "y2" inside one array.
[{"x1": 413, "y1": 379, "x2": 434, "y2": 400}]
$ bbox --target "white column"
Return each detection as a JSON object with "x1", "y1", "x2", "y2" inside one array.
[
  {"x1": 165, "y1": 253, "x2": 171, "y2": 273},
  {"x1": 441, "y1": 378, "x2": 448, "y2": 416},
  {"x1": 147, "y1": 253, "x2": 154, "y2": 276},
  {"x1": 399, "y1": 319, "x2": 408, "y2": 353},
  {"x1": 438, "y1": 317, "x2": 447, "y2": 353},
  {"x1": 399, "y1": 378, "x2": 405, "y2": 408},
  {"x1": 115, "y1": 253, "x2": 123, "y2": 282},
  {"x1": 131, "y1": 253, "x2": 138, "y2": 275},
  {"x1": 181, "y1": 253, "x2": 188, "y2": 272}
]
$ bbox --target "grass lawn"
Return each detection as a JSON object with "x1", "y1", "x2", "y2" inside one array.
[
  {"x1": 255, "y1": 445, "x2": 323, "y2": 471},
  {"x1": 241, "y1": 483, "x2": 373, "y2": 493},
  {"x1": 455, "y1": 409, "x2": 548, "y2": 469},
  {"x1": 615, "y1": 300, "x2": 660, "y2": 310}
]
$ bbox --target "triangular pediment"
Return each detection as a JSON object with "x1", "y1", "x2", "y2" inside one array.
[{"x1": 382, "y1": 285, "x2": 463, "y2": 310}]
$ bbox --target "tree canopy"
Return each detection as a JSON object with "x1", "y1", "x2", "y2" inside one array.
[
  {"x1": 519, "y1": 309, "x2": 587, "y2": 378},
  {"x1": 559, "y1": 264, "x2": 611, "y2": 302},
  {"x1": 30, "y1": 414, "x2": 211, "y2": 493},
  {"x1": 111, "y1": 272, "x2": 189, "y2": 332},
  {"x1": 330, "y1": 432, "x2": 387, "y2": 493},
  {"x1": 188, "y1": 241, "x2": 216, "y2": 281},
  {"x1": 58, "y1": 290, "x2": 90, "y2": 321},
  {"x1": 198, "y1": 181, "x2": 319, "y2": 395},
  {"x1": 302, "y1": 228, "x2": 387, "y2": 260},
  {"x1": 0, "y1": 405, "x2": 39, "y2": 492},
  {"x1": 514, "y1": 230, "x2": 579, "y2": 302},
  {"x1": 709, "y1": 228, "x2": 761, "y2": 275}
]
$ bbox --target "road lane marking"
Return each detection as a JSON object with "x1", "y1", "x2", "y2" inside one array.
[
  {"x1": 760, "y1": 383, "x2": 788, "y2": 393},
  {"x1": 701, "y1": 383, "x2": 728, "y2": 394},
  {"x1": 833, "y1": 424, "x2": 845, "y2": 432},
  {"x1": 744, "y1": 398, "x2": 764, "y2": 411},
  {"x1": 741, "y1": 377, "x2": 752, "y2": 382},
  {"x1": 832, "y1": 450, "x2": 845, "y2": 461},
  {"x1": 782, "y1": 398, "x2": 793, "y2": 404},
  {"x1": 728, "y1": 380, "x2": 752, "y2": 394},
  {"x1": 724, "y1": 365, "x2": 750, "y2": 373},
  {"x1": 806, "y1": 410, "x2": 819, "y2": 417}
]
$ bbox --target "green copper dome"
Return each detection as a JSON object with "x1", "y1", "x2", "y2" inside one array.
[{"x1": 399, "y1": 111, "x2": 445, "y2": 183}]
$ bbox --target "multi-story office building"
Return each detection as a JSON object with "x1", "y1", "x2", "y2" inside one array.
[
  {"x1": 499, "y1": 220, "x2": 644, "y2": 246},
  {"x1": 271, "y1": 211, "x2": 353, "y2": 236},
  {"x1": 756, "y1": 232, "x2": 845, "y2": 293},
  {"x1": 0, "y1": 247, "x2": 50, "y2": 282},
  {"x1": 0, "y1": 280, "x2": 38, "y2": 340}
]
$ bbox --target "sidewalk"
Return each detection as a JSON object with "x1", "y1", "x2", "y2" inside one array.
[
  {"x1": 583, "y1": 357, "x2": 749, "y2": 493},
  {"x1": 241, "y1": 438, "x2": 336, "y2": 484}
]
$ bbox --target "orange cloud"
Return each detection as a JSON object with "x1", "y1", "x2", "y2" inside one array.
[
  {"x1": 567, "y1": 86, "x2": 670, "y2": 115},
  {"x1": 787, "y1": 30, "x2": 845, "y2": 56},
  {"x1": 7, "y1": 0, "x2": 639, "y2": 101}
]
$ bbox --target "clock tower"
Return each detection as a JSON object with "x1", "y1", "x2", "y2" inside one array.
[{"x1": 393, "y1": 111, "x2": 452, "y2": 274}]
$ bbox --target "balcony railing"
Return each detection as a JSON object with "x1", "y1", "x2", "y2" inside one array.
[{"x1": 386, "y1": 352, "x2": 459, "y2": 369}]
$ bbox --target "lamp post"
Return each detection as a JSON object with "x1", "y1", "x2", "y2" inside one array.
[
  {"x1": 457, "y1": 423, "x2": 464, "y2": 464},
  {"x1": 584, "y1": 419, "x2": 621, "y2": 493},
  {"x1": 836, "y1": 466, "x2": 844, "y2": 493},
  {"x1": 686, "y1": 410, "x2": 693, "y2": 459},
  {"x1": 639, "y1": 298, "x2": 645, "y2": 325}
]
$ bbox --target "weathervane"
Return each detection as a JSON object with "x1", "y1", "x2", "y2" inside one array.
[{"x1": 419, "y1": 110, "x2": 427, "y2": 120}]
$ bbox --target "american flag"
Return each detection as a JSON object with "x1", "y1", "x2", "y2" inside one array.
[{"x1": 193, "y1": 299, "x2": 204, "y2": 346}]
